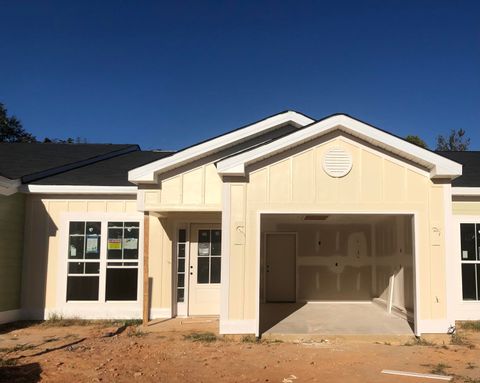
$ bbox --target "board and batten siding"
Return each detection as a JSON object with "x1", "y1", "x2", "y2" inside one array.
[
  {"x1": 140, "y1": 163, "x2": 222, "y2": 212},
  {"x1": 20, "y1": 195, "x2": 173, "y2": 318},
  {"x1": 224, "y1": 134, "x2": 448, "y2": 330},
  {"x1": 0, "y1": 193, "x2": 25, "y2": 313}
]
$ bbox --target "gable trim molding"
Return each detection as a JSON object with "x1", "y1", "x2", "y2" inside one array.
[
  {"x1": 216, "y1": 114, "x2": 462, "y2": 180},
  {"x1": 128, "y1": 111, "x2": 314, "y2": 184}
]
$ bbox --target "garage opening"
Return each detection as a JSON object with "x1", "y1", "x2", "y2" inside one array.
[{"x1": 259, "y1": 214, "x2": 415, "y2": 335}]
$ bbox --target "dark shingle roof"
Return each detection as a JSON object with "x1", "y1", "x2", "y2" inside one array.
[
  {"x1": 30, "y1": 150, "x2": 174, "y2": 186},
  {"x1": 437, "y1": 151, "x2": 480, "y2": 187},
  {"x1": 0, "y1": 143, "x2": 138, "y2": 182}
]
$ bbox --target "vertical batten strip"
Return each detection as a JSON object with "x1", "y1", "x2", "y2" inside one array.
[{"x1": 143, "y1": 212, "x2": 150, "y2": 325}]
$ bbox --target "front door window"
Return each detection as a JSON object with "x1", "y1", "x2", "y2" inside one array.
[{"x1": 197, "y1": 229, "x2": 221, "y2": 284}]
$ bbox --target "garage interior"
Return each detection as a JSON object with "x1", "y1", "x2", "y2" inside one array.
[{"x1": 259, "y1": 214, "x2": 415, "y2": 335}]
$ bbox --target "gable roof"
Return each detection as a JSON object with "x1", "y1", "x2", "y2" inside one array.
[
  {"x1": 128, "y1": 110, "x2": 314, "y2": 183},
  {"x1": 216, "y1": 114, "x2": 462, "y2": 179},
  {"x1": 0, "y1": 143, "x2": 140, "y2": 195},
  {"x1": 0, "y1": 143, "x2": 138, "y2": 182},
  {"x1": 436, "y1": 151, "x2": 480, "y2": 188},
  {"x1": 26, "y1": 150, "x2": 173, "y2": 191}
]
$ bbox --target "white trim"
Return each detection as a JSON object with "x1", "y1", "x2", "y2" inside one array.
[
  {"x1": 450, "y1": 215, "x2": 480, "y2": 320},
  {"x1": 30, "y1": 307, "x2": 142, "y2": 320},
  {"x1": 254, "y1": 211, "x2": 421, "y2": 336},
  {"x1": 217, "y1": 114, "x2": 462, "y2": 179},
  {"x1": 0, "y1": 309, "x2": 23, "y2": 324},
  {"x1": 220, "y1": 319, "x2": 256, "y2": 334},
  {"x1": 452, "y1": 187, "x2": 480, "y2": 196},
  {"x1": 416, "y1": 319, "x2": 451, "y2": 334},
  {"x1": 150, "y1": 308, "x2": 172, "y2": 319},
  {"x1": 220, "y1": 183, "x2": 231, "y2": 325},
  {"x1": 443, "y1": 183, "x2": 455, "y2": 327},
  {"x1": 25, "y1": 185, "x2": 138, "y2": 195},
  {"x1": 128, "y1": 111, "x2": 314, "y2": 183}
]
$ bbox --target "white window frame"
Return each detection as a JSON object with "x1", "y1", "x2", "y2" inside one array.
[
  {"x1": 175, "y1": 224, "x2": 190, "y2": 317},
  {"x1": 57, "y1": 212, "x2": 144, "y2": 319},
  {"x1": 459, "y1": 222, "x2": 480, "y2": 301}
]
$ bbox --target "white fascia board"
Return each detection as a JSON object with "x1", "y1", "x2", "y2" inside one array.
[
  {"x1": 128, "y1": 111, "x2": 314, "y2": 183},
  {"x1": 0, "y1": 176, "x2": 20, "y2": 196},
  {"x1": 24, "y1": 185, "x2": 138, "y2": 195},
  {"x1": 217, "y1": 114, "x2": 463, "y2": 180},
  {"x1": 452, "y1": 187, "x2": 480, "y2": 196}
]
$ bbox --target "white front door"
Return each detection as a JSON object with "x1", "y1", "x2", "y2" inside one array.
[
  {"x1": 265, "y1": 233, "x2": 297, "y2": 302},
  {"x1": 188, "y1": 224, "x2": 221, "y2": 315}
]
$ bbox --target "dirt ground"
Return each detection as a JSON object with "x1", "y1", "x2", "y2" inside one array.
[{"x1": 1, "y1": 318, "x2": 479, "y2": 383}]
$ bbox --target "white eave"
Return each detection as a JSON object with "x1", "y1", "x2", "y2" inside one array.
[
  {"x1": 24, "y1": 185, "x2": 137, "y2": 195},
  {"x1": 128, "y1": 111, "x2": 314, "y2": 183},
  {"x1": 216, "y1": 114, "x2": 463, "y2": 180},
  {"x1": 452, "y1": 187, "x2": 480, "y2": 196}
]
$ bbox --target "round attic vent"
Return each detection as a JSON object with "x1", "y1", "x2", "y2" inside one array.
[{"x1": 323, "y1": 147, "x2": 353, "y2": 177}]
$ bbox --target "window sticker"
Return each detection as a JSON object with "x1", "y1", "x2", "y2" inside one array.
[
  {"x1": 463, "y1": 250, "x2": 469, "y2": 259},
  {"x1": 123, "y1": 238, "x2": 138, "y2": 250},
  {"x1": 108, "y1": 238, "x2": 122, "y2": 250},
  {"x1": 70, "y1": 245, "x2": 77, "y2": 257},
  {"x1": 198, "y1": 243, "x2": 209, "y2": 256},
  {"x1": 86, "y1": 236, "x2": 99, "y2": 253}
]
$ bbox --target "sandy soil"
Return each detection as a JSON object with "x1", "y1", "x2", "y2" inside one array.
[{"x1": 1, "y1": 318, "x2": 479, "y2": 382}]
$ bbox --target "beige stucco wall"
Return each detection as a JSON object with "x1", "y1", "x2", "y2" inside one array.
[
  {"x1": 225, "y1": 133, "x2": 448, "y2": 324},
  {"x1": 22, "y1": 195, "x2": 141, "y2": 315}
]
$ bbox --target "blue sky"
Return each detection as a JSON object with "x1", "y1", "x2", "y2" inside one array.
[{"x1": 1, "y1": 1, "x2": 479, "y2": 150}]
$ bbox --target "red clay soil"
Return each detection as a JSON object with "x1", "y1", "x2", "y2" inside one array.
[{"x1": 0, "y1": 318, "x2": 479, "y2": 383}]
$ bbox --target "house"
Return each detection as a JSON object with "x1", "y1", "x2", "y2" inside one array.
[{"x1": 1, "y1": 111, "x2": 480, "y2": 337}]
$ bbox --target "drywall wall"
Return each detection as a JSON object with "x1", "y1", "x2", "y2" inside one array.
[{"x1": 260, "y1": 214, "x2": 414, "y2": 313}]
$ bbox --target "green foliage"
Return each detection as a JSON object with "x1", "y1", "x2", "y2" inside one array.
[
  {"x1": 403, "y1": 337, "x2": 435, "y2": 346},
  {"x1": 183, "y1": 332, "x2": 218, "y2": 343},
  {"x1": 0, "y1": 102, "x2": 36, "y2": 143},
  {"x1": 429, "y1": 363, "x2": 450, "y2": 375},
  {"x1": 436, "y1": 129, "x2": 470, "y2": 151},
  {"x1": 450, "y1": 333, "x2": 473, "y2": 347},
  {"x1": 1, "y1": 101, "x2": 87, "y2": 144},
  {"x1": 241, "y1": 335, "x2": 259, "y2": 343},
  {"x1": 405, "y1": 135, "x2": 428, "y2": 149},
  {"x1": 460, "y1": 321, "x2": 480, "y2": 332}
]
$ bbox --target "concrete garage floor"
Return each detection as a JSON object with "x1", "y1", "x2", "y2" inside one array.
[{"x1": 261, "y1": 302, "x2": 414, "y2": 336}]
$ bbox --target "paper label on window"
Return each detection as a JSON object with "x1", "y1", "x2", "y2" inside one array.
[
  {"x1": 108, "y1": 238, "x2": 122, "y2": 250},
  {"x1": 462, "y1": 250, "x2": 469, "y2": 259},
  {"x1": 123, "y1": 238, "x2": 138, "y2": 250},
  {"x1": 86, "y1": 236, "x2": 98, "y2": 253},
  {"x1": 198, "y1": 243, "x2": 209, "y2": 256},
  {"x1": 70, "y1": 245, "x2": 77, "y2": 257}
]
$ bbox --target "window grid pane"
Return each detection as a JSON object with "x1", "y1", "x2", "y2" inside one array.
[
  {"x1": 67, "y1": 220, "x2": 140, "y2": 302},
  {"x1": 177, "y1": 229, "x2": 187, "y2": 303},
  {"x1": 67, "y1": 221, "x2": 101, "y2": 301},
  {"x1": 197, "y1": 229, "x2": 221, "y2": 284},
  {"x1": 461, "y1": 223, "x2": 480, "y2": 301}
]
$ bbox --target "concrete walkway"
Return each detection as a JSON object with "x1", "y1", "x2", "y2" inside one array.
[{"x1": 262, "y1": 302, "x2": 414, "y2": 335}]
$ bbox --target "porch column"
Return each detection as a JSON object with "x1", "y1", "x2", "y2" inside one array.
[{"x1": 143, "y1": 212, "x2": 150, "y2": 325}]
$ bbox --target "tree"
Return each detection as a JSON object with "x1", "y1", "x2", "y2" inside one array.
[
  {"x1": 0, "y1": 102, "x2": 37, "y2": 142},
  {"x1": 405, "y1": 135, "x2": 428, "y2": 149},
  {"x1": 436, "y1": 129, "x2": 470, "y2": 151}
]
